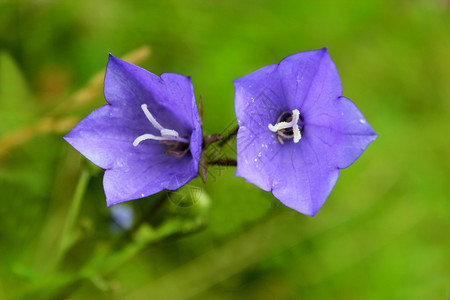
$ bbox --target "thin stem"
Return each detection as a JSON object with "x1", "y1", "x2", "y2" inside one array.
[
  {"x1": 217, "y1": 126, "x2": 238, "y2": 147},
  {"x1": 116, "y1": 192, "x2": 169, "y2": 244},
  {"x1": 201, "y1": 125, "x2": 238, "y2": 152},
  {"x1": 203, "y1": 134, "x2": 224, "y2": 149},
  {"x1": 57, "y1": 169, "x2": 91, "y2": 260},
  {"x1": 208, "y1": 157, "x2": 237, "y2": 166},
  {"x1": 140, "y1": 192, "x2": 169, "y2": 220}
]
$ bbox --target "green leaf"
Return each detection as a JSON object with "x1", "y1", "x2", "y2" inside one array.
[{"x1": 0, "y1": 52, "x2": 35, "y2": 136}]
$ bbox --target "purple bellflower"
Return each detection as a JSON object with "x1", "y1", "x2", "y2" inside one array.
[
  {"x1": 234, "y1": 48, "x2": 377, "y2": 216},
  {"x1": 64, "y1": 55, "x2": 202, "y2": 206}
]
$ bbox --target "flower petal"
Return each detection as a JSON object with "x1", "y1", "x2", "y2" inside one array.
[
  {"x1": 64, "y1": 104, "x2": 199, "y2": 206},
  {"x1": 189, "y1": 114, "x2": 202, "y2": 169},
  {"x1": 277, "y1": 48, "x2": 342, "y2": 112},
  {"x1": 235, "y1": 126, "x2": 277, "y2": 192},
  {"x1": 234, "y1": 64, "x2": 288, "y2": 121},
  {"x1": 234, "y1": 64, "x2": 287, "y2": 191},
  {"x1": 105, "y1": 54, "x2": 196, "y2": 136},
  {"x1": 236, "y1": 130, "x2": 339, "y2": 216},
  {"x1": 305, "y1": 96, "x2": 378, "y2": 169},
  {"x1": 270, "y1": 139, "x2": 340, "y2": 216},
  {"x1": 103, "y1": 151, "x2": 197, "y2": 206},
  {"x1": 64, "y1": 105, "x2": 149, "y2": 170}
]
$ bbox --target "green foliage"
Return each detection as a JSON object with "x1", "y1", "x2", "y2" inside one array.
[
  {"x1": 0, "y1": 0, "x2": 449, "y2": 299},
  {"x1": 0, "y1": 52, "x2": 35, "y2": 136}
]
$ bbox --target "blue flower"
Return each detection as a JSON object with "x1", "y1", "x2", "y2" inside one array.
[
  {"x1": 234, "y1": 48, "x2": 377, "y2": 216},
  {"x1": 64, "y1": 55, "x2": 202, "y2": 206}
]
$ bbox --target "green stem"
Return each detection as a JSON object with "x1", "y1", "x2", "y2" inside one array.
[
  {"x1": 58, "y1": 169, "x2": 91, "y2": 260},
  {"x1": 217, "y1": 126, "x2": 238, "y2": 147},
  {"x1": 208, "y1": 157, "x2": 237, "y2": 166},
  {"x1": 115, "y1": 192, "x2": 169, "y2": 244}
]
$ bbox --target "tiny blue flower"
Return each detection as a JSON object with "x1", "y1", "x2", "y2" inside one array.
[{"x1": 110, "y1": 204, "x2": 135, "y2": 232}]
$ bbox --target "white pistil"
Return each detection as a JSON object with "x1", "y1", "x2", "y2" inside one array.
[
  {"x1": 268, "y1": 109, "x2": 302, "y2": 143},
  {"x1": 160, "y1": 129, "x2": 179, "y2": 138},
  {"x1": 133, "y1": 104, "x2": 188, "y2": 147},
  {"x1": 141, "y1": 104, "x2": 164, "y2": 131}
]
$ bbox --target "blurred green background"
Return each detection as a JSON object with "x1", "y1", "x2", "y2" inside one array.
[{"x1": 0, "y1": 0, "x2": 449, "y2": 299}]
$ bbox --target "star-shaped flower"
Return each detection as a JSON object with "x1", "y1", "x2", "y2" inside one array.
[
  {"x1": 233, "y1": 48, "x2": 377, "y2": 216},
  {"x1": 64, "y1": 54, "x2": 202, "y2": 206}
]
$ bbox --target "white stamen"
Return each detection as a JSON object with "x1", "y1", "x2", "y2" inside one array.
[
  {"x1": 268, "y1": 109, "x2": 302, "y2": 143},
  {"x1": 268, "y1": 121, "x2": 291, "y2": 132},
  {"x1": 291, "y1": 109, "x2": 301, "y2": 143},
  {"x1": 133, "y1": 134, "x2": 165, "y2": 146},
  {"x1": 133, "y1": 104, "x2": 189, "y2": 147},
  {"x1": 160, "y1": 129, "x2": 179, "y2": 138},
  {"x1": 141, "y1": 104, "x2": 164, "y2": 131}
]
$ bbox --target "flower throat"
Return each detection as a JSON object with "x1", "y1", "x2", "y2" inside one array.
[
  {"x1": 133, "y1": 104, "x2": 190, "y2": 157},
  {"x1": 268, "y1": 109, "x2": 304, "y2": 144}
]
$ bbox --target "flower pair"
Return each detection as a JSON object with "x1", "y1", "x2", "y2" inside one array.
[{"x1": 64, "y1": 49, "x2": 377, "y2": 216}]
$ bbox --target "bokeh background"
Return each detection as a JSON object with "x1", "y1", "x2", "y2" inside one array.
[{"x1": 0, "y1": 0, "x2": 449, "y2": 299}]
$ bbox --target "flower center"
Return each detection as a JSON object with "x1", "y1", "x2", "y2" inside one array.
[
  {"x1": 133, "y1": 104, "x2": 189, "y2": 147},
  {"x1": 268, "y1": 109, "x2": 303, "y2": 144}
]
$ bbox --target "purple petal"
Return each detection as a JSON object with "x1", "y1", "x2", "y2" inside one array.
[
  {"x1": 234, "y1": 69, "x2": 285, "y2": 126},
  {"x1": 64, "y1": 105, "x2": 145, "y2": 170},
  {"x1": 278, "y1": 48, "x2": 342, "y2": 112},
  {"x1": 103, "y1": 150, "x2": 197, "y2": 206},
  {"x1": 234, "y1": 125, "x2": 275, "y2": 192},
  {"x1": 235, "y1": 131, "x2": 339, "y2": 216},
  {"x1": 105, "y1": 55, "x2": 195, "y2": 136},
  {"x1": 189, "y1": 113, "x2": 202, "y2": 169},
  {"x1": 64, "y1": 105, "x2": 200, "y2": 206},
  {"x1": 270, "y1": 139, "x2": 340, "y2": 216},
  {"x1": 305, "y1": 96, "x2": 378, "y2": 169},
  {"x1": 233, "y1": 65, "x2": 286, "y2": 191}
]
